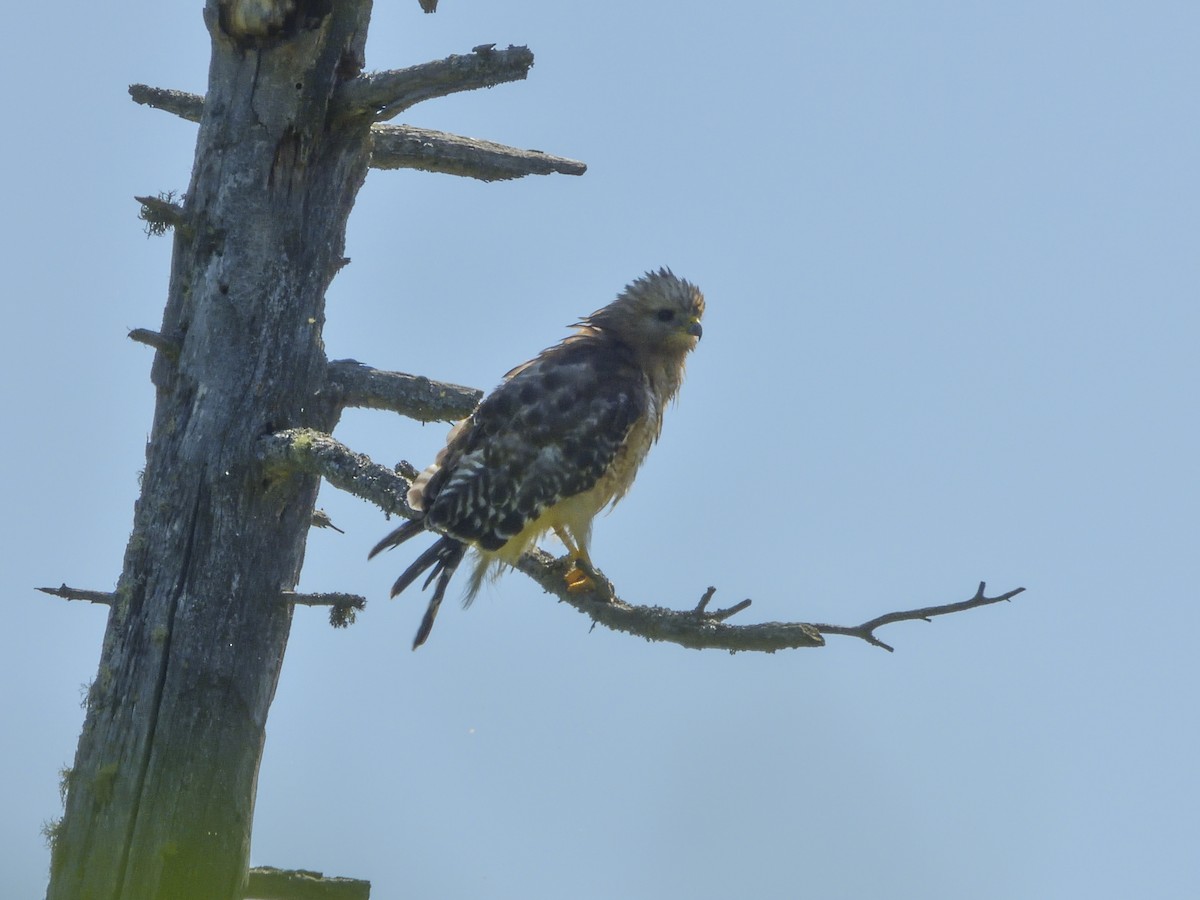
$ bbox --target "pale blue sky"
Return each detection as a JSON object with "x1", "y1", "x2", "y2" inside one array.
[{"x1": 4, "y1": 2, "x2": 1198, "y2": 897}]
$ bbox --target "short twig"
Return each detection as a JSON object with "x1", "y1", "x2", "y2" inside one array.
[
  {"x1": 394, "y1": 460, "x2": 420, "y2": 482},
  {"x1": 694, "y1": 586, "x2": 718, "y2": 614},
  {"x1": 692, "y1": 586, "x2": 752, "y2": 622},
  {"x1": 311, "y1": 509, "x2": 345, "y2": 533}
]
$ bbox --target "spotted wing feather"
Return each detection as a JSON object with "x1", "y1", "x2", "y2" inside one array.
[{"x1": 422, "y1": 338, "x2": 647, "y2": 550}]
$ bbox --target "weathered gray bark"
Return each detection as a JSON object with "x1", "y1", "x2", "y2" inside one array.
[{"x1": 47, "y1": 2, "x2": 375, "y2": 897}]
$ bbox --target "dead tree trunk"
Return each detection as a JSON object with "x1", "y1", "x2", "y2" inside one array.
[
  {"x1": 48, "y1": 4, "x2": 374, "y2": 897},
  {"x1": 48, "y1": 2, "x2": 575, "y2": 894}
]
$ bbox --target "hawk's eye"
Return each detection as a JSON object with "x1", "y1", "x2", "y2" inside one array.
[{"x1": 655, "y1": 308, "x2": 676, "y2": 322}]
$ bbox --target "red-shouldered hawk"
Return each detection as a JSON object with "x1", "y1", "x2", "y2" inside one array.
[{"x1": 370, "y1": 269, "x2": 705, "y2": 648}]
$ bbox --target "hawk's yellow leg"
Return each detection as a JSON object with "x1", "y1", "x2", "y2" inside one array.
[{"x1": 553, "y1": 526, "x2": 596, "y2": 593}]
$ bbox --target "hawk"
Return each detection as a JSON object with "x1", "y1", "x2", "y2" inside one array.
[{"x1": 371, "y1": 268, "x2": 705, "y2": 648}]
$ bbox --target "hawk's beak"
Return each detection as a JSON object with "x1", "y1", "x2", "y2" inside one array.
[{"x1": 687, "y1": 321, "x2": 703, "y2": 339}]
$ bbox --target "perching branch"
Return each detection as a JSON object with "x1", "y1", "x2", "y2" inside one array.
[
  {"x1": 336, "y1": 45, "x2": 535, "y2": 122},
  {"x1": 260, "y1": 430, "x2": 1025, "y2": 652},
  {"x1": 516, "y1": 556, "x2": 827, "y2": 650},
  {"x1": 371, "y1": 124, "x2": 587, "y2": 181},
  {"x1": 327, "y1": 359, "x2": 481, "y2": 422}
]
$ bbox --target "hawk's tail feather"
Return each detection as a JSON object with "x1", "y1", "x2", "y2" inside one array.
[
  {"x1": 367, "y1": 517, "x2": 427, "y2": 560},
  {"x1": 410, "y1": 538, "x2": 467, "y2": 650},
  {"x1": 388, "y1": 536, "x2": 459, "y2": 598},
  {"x1": 369, "y1": 517, "x2": 468, "y2": 648}
]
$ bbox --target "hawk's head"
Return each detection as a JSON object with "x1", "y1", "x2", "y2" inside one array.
[{"x1": 580, "y1": 268, "x2": 704, "y2": 361}]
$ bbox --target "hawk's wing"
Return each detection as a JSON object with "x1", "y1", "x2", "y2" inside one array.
[{"x1": 421, "y1": 337, "x2": 648, "y2": 551}]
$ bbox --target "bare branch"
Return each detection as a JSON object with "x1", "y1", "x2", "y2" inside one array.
[
  {"x1": 283, "y1": 592, "x2": 365, "y2": 608},
  {"x1": 37, "y1": 585, "x2": 114, "y2": 606},
  {"x1": 371, "y1": 124, "x2": 586, "y2": 181},
  {"x1": 246, "y1": 866, "x2": 369, "y2": 900},
  {"x1": 128, "y1": 84, "x2": 203, "y2": 122},
  {"x1": 127, "y1": 83, "x2": 586, "y2": 180},
  {"x1": 327, "y1": 358, "x2": 480, "y2": 422},
  {"x1": 257, "y1": 428, "x2": 415, "y2": 518},
  {"x1": 811, "y1": 582, "x2": 1027, "y2": 652},
  {"x1": 337, "y1": 45, "x2": 535, "y2": 122}
]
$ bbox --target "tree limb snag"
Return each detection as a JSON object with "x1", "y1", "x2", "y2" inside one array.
[
  {"x1": 135, "y1": 193, "x2": 187, "y2": 235},
  {"x1": 128, "y1": 327, "x2": 183, "y2": 359},
  {"x1": 260, "y1": 429, "x2": 1025, "y2": 652},
  {"x1": 128, "y1": 84, "x2": 203, "y2": 122},
  {"x1": 371, "y1": 124, "x2": 586, "y2": 181},
  {"x1": 130, "y1": 82, "x2": 582, "y2": 181},
  {"x1": 336, "y1": 45, "x2": 535, "y2": 122},
  {"x1": 37, "y1": 585, "x2": 115, "y2": 605},
  {"x1": 280, "y1": 591, "x2": 365, "y2": 609},
  {"x1": 327, "y1": 359, "x2": 481, "y2": 422},
  {"x1": 280, "y1": 591, "x2": 366, "y2": 629}
]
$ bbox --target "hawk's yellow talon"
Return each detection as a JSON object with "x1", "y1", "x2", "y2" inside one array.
[{"x1": 564, "y1": 565, "x2": 595, "y2": 593}]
